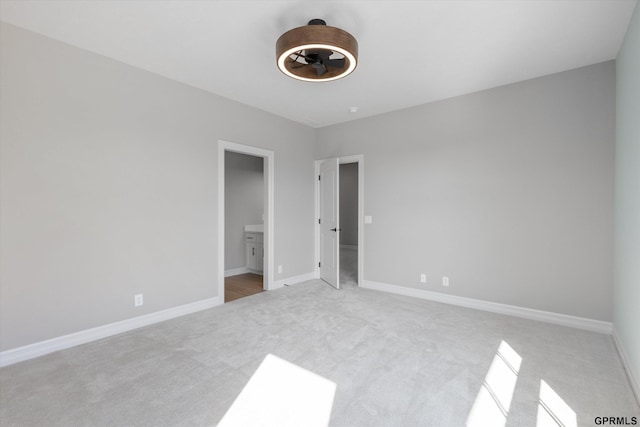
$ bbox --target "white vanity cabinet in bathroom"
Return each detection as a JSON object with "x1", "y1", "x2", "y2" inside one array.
[{"x1": 245, "y1": 230, "x2": 263, "y2": 273}]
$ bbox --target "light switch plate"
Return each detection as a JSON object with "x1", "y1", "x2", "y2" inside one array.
[{"x1": 364, "y1": 216, "x2": 372, "y2": 224}]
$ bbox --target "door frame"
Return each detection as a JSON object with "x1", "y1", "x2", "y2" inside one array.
[
  {"x1": 314, "y1": 154, "x2": 364, "y2": 287},
  {"x1": 218, "y1": 140, "x2": 274, "y2": 303}
]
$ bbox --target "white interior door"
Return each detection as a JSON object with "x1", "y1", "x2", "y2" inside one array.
[{"x1": 320, "y1": 158, "x2": 340, "y2": 289}]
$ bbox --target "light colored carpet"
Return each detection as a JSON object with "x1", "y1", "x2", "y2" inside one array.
[{"x1": 1, "y1": 280, "x2": 638, "y2": 426}]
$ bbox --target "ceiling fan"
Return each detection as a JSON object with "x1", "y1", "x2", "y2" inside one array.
[
  {"x1": 276, "y1": 18, "x2": 358, "y2": 82},
  {"x1": 288, "y1": 20, "x2": 347, "y2": 77}
]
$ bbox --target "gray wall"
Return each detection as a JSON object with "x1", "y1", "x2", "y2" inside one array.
[
  {"x1": 317, "y1": 61, "x2": 615, "y2": 321},
  {"x1": 615, "y1": 3, "x2": 640, "y2": 398},
  {"x1": 339, "y1": 163, "x2": 358, "y2": 247},
  {"x1": 0, "y1": 23, "x2": 316, "y2": 351},
  {"x1": 225, "y1": 152, "x2": 264, "y2": 271},
  {"x1": 0, "y1": 19, "x2": 624, "y2": 355}
]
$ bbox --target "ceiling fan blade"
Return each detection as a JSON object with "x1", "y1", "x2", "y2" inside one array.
[
  {"x1": 316, "y1": 65, "x2": 327, "y2": 76},
  {"x1": 324, "y1": 58, "x2": 346, "y2": 68},
  {"x1": 317, "y1": 50, "x2": 332, "y2": 60},
  {"x1": 287, "y1": 49, "x2": 335, "y2": 76}
]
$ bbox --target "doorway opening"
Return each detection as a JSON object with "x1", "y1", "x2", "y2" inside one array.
[
  {"x1": 315, "y1": 155, "x2": 364, "y2": 289},
  {"x1": 218, "y1": 140, "x2": 274, "y2": 304},
  {"x1": 224, "y1": 151, "x2": 264, "y2": 302},
  {"x1": 339, "y1": 162, "x2": 358, "y2": 287}
]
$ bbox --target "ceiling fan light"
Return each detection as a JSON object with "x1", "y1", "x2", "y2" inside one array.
[{"x1": 276, "y1": 21, "x2": 358, "y2": 82}]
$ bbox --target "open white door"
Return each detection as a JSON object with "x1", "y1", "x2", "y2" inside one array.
[{"x1": 319, "y1": 158, "x2": 340, "y2": 289}]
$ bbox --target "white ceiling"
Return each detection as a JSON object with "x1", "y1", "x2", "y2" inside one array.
[{"x1": 1, "y1": 0, "x2": 637, "y2": 128}]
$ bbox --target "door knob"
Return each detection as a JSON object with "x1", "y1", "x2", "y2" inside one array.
[{"x1": 330, "y1": 228, "x2": 342, "y2": 232}]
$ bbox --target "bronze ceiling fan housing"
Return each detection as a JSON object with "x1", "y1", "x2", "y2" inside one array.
[{"x1": 276, "y1": 19, "x2": 358, "y2": 82}]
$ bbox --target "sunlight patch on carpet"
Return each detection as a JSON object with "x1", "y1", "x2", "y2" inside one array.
[
  {"x1": 536, "y1": 380, "x2": 577, "y2": 427},
  {"x1": 466, "y1": 340, "x2": 522, "y2": 427},
  {"x1": 218, "y1": 354, "x2": 336, "y2": 427}
]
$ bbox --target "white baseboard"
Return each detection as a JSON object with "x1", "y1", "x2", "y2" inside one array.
[
  {"x1": 362, "y1": 280, "x2": 612, "y2": 334},
  {"x1": 0, "y1": 296, "x2": 222, "y2": 367},
  {"x1": 271, "y1": 271, "x2": 318, "y2": 290},
  {"x1": 612, "y1": 327, "x2": 640, "y2": 405},
  {"x1": 225, "y1": 267, "x2": 250, "y2": 277}
]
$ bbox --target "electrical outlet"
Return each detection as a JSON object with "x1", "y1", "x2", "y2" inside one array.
[
  {"x1": 278, "y1": 265, "x2": 283, "y2": 274},
  {"x1": 420, "y1": 274, "x2": 427, "y2": 283},
  {"x1": 442, "y1": 277, "x2": 449, "y2": 287},
  {"x1": 134, "y1": 294, "x2": 143, "y2": 307}
]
